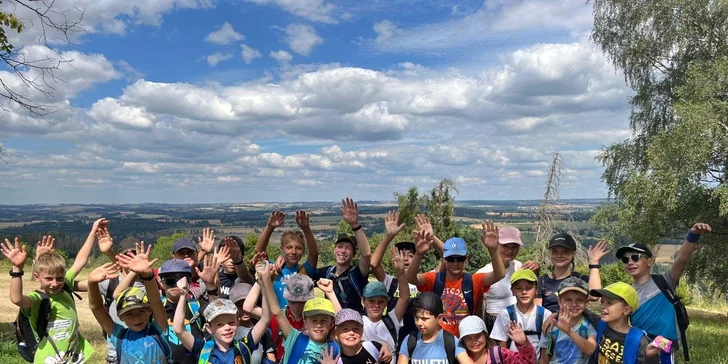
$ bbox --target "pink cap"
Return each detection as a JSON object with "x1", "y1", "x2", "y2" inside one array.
[{"x1": 499, "y1": 226, "x2": 522, "y2": 246}]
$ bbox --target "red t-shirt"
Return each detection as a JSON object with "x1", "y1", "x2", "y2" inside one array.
[
  {"x1": 270, "y1": 307, "x2": 305, "y2": 361},
  {"x1": 417, "y1": 272, "x2": 489, "y2": 337}
]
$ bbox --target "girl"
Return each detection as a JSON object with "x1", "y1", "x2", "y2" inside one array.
[
  {"x1": 459, "y1": 316, "x2": 536, "y2": 364},
  {"x1": 534, "y1": 233, "x2": 590, "y2": 313}
]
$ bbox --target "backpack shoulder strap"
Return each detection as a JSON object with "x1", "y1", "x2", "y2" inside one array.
[
  {"x1": 233, "y1": 338, "x2": 253, "y2": 364},
  {"x1": 432, "y1": 271, "x2": 446, "y2": 296},
  {"x1": 35, "y1": 290, "x2": 51, "y2": 340},
  {"x1": 198, "y1": 339, "x2": 216, "y2": 364},
  {"x1": 149, "y1": 323, "x2": 172, "y2": 362},
  {"x1": 348, "y1": 268, "x2": 362, "y2": 295},
  {"x1": 489, "y1": 346, "x2": 503, "y2": 364},
  {"x1": 115, "y1": 328, "x2": 129, "y2": 363},
  {"x1": 592, "y1": 320, "x2": 609, "y2": 362},
  {"x1": 104, "y1": 277, "x2": 119, "y2": 308},
  {"x1": 326, "y1": 340, "x2": 340, "y2": 359},
  {"x1": 187, "y1": 297, "x2": 202, "y2": 329},
  {"x1": 287, "y1": 332, "x2": 310, "y2": 364},
  {"x1": 407, "y1": 332, "x2": 418, "y2": 364},
  {"x1": 651, "y1": 274, "x2": 675, "y2": 298},
  {"x1": 443, "y1": 330, "x2": 457, "y2": 364},
  {"x1": 623, "y1": 327, "x2": 644, "y2": 364},
  {"x1": 462, "y1": 273, "x2": 474, "y2": 315},
  {"x1": 382, "y1": 314, "x2": 398, "y2": 344},
  {"x1": 387, "y1": 277, "x2": 399, "y2": 298},
  {"x1": 536, "y1": 305, "x2": 545, "y2": 339},
  {"x1": 537, "y1": 275, "x2": 545, "y2": 297},
  {"x1": 547, "y1": 328, "x2": 560, "y2": 357},
  {"x1": 506, "y1": 305, "x2": 516, "y2": 322},
  {"x1": 326, "y1": 266, "x2": 335, "y2": 279}
]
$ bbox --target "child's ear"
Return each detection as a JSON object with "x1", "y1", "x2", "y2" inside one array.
[
  {"x1": 436, "y1": 313, "x2": 444, "y2": 322},
  {"x1": 204, "y1": 323, "x2": 212, "y2": 335},
  {"x1": 32, "y1": 272, "x2": 39, "y2": 281}
]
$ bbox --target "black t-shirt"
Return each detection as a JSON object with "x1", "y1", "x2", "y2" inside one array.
[
  {"x1": 163, "y1": 296, "x2": 209, "y2": 364},
  {"x1": 219, "y1": 271, "x2": 238, "y2": 299},
  {"x1": 537, "y1": 272, "x2": 589, "y2": 313},
  {"x1": 386, "y1": 276, "x2": 416, "y2": 348},
  {"x1": 341, "y1": 341, "x2": 382, "y2": 364},
  {"x1": 315, "y1": 265, "x2": 368, "y2": 313},
  {"x1": 597, "y1": 325, "x2": 659, "y2": 364}
]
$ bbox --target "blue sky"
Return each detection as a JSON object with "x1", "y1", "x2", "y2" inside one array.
[{"x1": 0, "y1": 0, "x2": 633, "y2": 204}]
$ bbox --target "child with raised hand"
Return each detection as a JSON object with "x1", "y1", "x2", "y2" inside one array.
[
  {"x1": 335, "y1": 308, "x2": 392, "y2": 364},
  {"x1": 459, "y1": 316, "x2": 536, "y2": 364},
  {"x1": 2, "y1": 218, "x2": 106, "y2": 363},
  {"x1": 228, "y1": 283, "x2": 277, "y2": 364},
  {"x1": 89, "y1": 241, "x2": 171, "y2": 363},
  {"x1": 590, "y1": 283, "x2": 659, "y2": 364},
  {"x1": 539, "y1": 277, "x2": 596, "y2": 364}
]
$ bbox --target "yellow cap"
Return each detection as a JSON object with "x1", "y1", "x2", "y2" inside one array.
[
  {"x1": 510, "y1": 269, "x2": 538, "y2": 285},
  {"x1": 116, "y1": 287, "x2": 149, "y2": 316},
  {"x1": 303, "y1": 297, "x2": 335, "y2": 317},
  {"x1": 590, "y1": 282, "x2": 640, "y2": 312}
]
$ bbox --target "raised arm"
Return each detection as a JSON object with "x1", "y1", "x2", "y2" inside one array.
[
  {"x1": 70, "y1": 218, "x2": 107, "y2": 275},
  {"x1": 391, "y1": 247, "x2": 410, "y2": 321},
  {"x1": 196, "y1": 227, "x2": 216, "y2": 262},
  {"x1": 172, "y1": 278, "x2": 196, "y2": 351},
  {"x1": 33, "y1": 235, "x2": 55, "y2": 262},
  {"x1": 197, "y1": 246, "x2": 226, "y2": 299},
  {"x1": 2, "y1": 237, "x2": 32, "y2": 309},
  {"x1": 113, "y1": 270, "x2": 138, "y2": 298},
  {"x1": 587, "y1": 241, "x2": 610, "y2": 301},
  {"x1": 481, "y1": 221, "x2": 505, "y2": 287},
  {"x1": 87, "y1": 263, "x2": 120, "y2": 335},
  {"x1": 250, "y1": 288, "x2": 271, "y2": 344},
  {"x1": 341, "y1": 198, "x2": 372, "y2": 276},
  {"x1": 372, "y1": 211, "x2": 405, "y2": 270},
  {"x1": 96, "y1": 225, "x2": 117, "y2": 263},
  {"x1": 669, "y1": 223, "x2": 711, "y2": 284},
  {"x1": 296, "y1": 210, "x2": 319, "y2": 268},
  {"x1": 317, "y1": 278, "x2": 342, "y2": 312},
  {"x1": 259, "y1": 260, "x2": 293, "y2": 338},
  {"x1": 407, "y1": 231, "x2": 432, "y2": 286},
  {"x1": 242, "y1": 282, "x2": 264, "y2": 319},
  {"x1": 416, "y1": 214, "x2": 444, "y2": 256},
  {"x1": 115, "y1": 242, "x2": 165, "y2": 330},
  {"x1": 255, "y1": 211, "x2": 285, "y2": 253},
  {"x1": 556, "y1": 311, "x2": 596, "y2": 355}
]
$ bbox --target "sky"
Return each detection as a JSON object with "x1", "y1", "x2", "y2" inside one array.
[{"x1": 0, "y1": 0, "x2": 633, "y2": 204}]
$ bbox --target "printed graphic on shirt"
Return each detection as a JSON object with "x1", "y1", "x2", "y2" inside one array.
[
  {"x1": 441, "y1": 287, "x2": 468, "y2": 325},
  {"x1": 598, "y1": 336, "x2": 624, "y2": 364}
]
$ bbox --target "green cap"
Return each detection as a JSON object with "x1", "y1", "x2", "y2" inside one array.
[
  {"x1": 590, "y1": 282, "x2": 640, "y2": 312},
  {"x1": 510, "y1": 269, "x2": 538, "y2": 285}
]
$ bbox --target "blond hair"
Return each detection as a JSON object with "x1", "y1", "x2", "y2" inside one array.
[
  {"x1": 33, "y1": 251, "x2": 66, "y2": 276},
  {"x1": 280, "y1": 230, "x2": 305, "y2": 249}
]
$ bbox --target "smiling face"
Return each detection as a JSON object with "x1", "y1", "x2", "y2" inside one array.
[
  {"x1": 462, "y1": 332, "x2": 487, "y2": 354},
  {"x1": 282, "y1": 238, "x2": 305, "y2": 266},
  {"x1": 549, "y1": 246, "x2": 575, "y2": 269},
  {"x1": 207, "y1": 313, "x2": 238, "y2": 344},
  {"x1": 174, "y1": 248, "x2": 198, "y2": 267},
  {"x1": 334, "y1": 242, "x2": 354, "y2": 265},
  {"x1": 599, "y1": 297, "x2": 632, "y2": 324},
  {"x1": 304, "y1": 314, "x2": 334, "y2": 343},
  {"x1": 362, "y1": 296, "x2": 388, "y2": 320},
  {"x1": 499, "y1": 243, "x2": 520, "y2": 265},
  {"x1": 558, "y1": 290, "x2": 587, "y2": 317},
  {"x1": 119, "y1": 307, "x2": 152, "y2": 332},
  {"x1": 621, "y1": 251, "x2": 653, "y2": 279},
  {"x1": 34, "y1": 269, "x2": 66, "y2": 294},
  {"x1": 510, "y1": 279, "x2": 537, "y2": 305},
  {"x1": 336, "y1": 321, "x2": 363, "y2": 348}
]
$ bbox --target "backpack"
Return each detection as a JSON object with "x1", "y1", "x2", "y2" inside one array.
[
  {"x1": 594, "y1": 320, "x2": 643, "y2": 364},
  {"x1": 505, "y1": 304, "x2": 544, "y2": 348},
  {"x1": 546, "y1": 317, "x2": 590, "y2": 357},
  {"x1": 116, "y1": 323, "x2": 172, "y2": 363},
  {"x1": 488, "y1": 346, "x2": 505, "y2": 364},
  {"x1": 161, "y1": 296, "x2": 202, "y2": 345},
  {"x1": 652, "y1": 273, "x2": 690, "y2": 361},
  {"x1": 381, "y1": 314, "x2": 399, "y2": 349},
  {"x1": 104, "y1": 276, "x2": 120, "y2": 310},
  {"x1": 386, "y1": 277, "x2": 399, "y2": 312},
  {"x1": 406, "y1": 330, "x2": 457, "y2": 364},
  {"x1": 284, "y1": 333, "x2": 339, "y2": 364},
  {"x1": 432, "y1": 271, "x2": 474, "y2": 315},
  {"x1": 325, "y1": 266, "x2": 363, "y2": 304},
  {"x1": 15, "y1": 284, "x2": 81, "y2": 362},
  {"x1": 199, "y1": 337, "x2": 253, "y2": 364}
]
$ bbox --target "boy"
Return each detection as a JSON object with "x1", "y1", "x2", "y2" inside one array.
[
  {"x1": 616, "y1": 222, "x2": 711, "y2": 363},
  {"x1": 539, "y1": 277, "x2": 597, "y2": 364},
  {"x1": 88, "y1": 243, "x2": 171, "y2": 363},
  {"x1": 407, "y1": 221, "x2": 505, "y2": 337},
  {"x1": 228, "y1": 283, "x2": 277, "y2": 364},
  {"x1": 216, "y1": 235, "x2": 255, "y2": 298},
  {"x1": 590, "y1": 282, "x2": 659, "y2": 364},
  {"x1": 491, "y1": 269, "x2": 551, "y2": 361},
  {"x1": 253, "y1": 210, "x2": 319, "y2": 308},
  {"x1": 2, "y1": 218, "x2": 105, "y2": 363},
  {"x1": 362, "y1": 247, "x2": 410, "y2": 355},
  {"x1": 259, "y1": 260, "x2": 340, "y2": 364},
  {"x1": 397, "y1": 292, "x2": 470, "y2": 364},
  {"x1": 336, "y1": 308, "x2": 391, "y2": 364}
]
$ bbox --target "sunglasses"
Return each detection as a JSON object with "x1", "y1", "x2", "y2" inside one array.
[
  {"x1": 161, "y1": 274, "x2": 190, "y2": 287},
  {"x1": 621, "y1": 253, "x2": 647, "y2": 264},
  {"x1": 445, "y1": 256, "x2": 467, "y2": 263}
]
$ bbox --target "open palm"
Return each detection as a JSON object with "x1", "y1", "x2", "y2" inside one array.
[
  {"x1": 89, "y1": 263, "x2": 120, "y2": 283},
  {"x1": 1, "y1": 238, "x2": 28, "y2": 267},
  {"x1": 341, "y1": 197, "x2": 359, "y2": 226},
  {"x1": 481, "y1": 221, "x2": 499, "y2": 249}
]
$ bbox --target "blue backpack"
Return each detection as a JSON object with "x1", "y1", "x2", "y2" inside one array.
[
  {"x1": 505, "y1": 304, "x2": 544, "y2": 348},
  {"x1": 198, "y1": 338, "x2": 253, "y2": 364},
  {"x1": 594, "y1": 320, "x2": 644, "y2": 364},
  {"x1": 325, "y1": 266, "x2": 363, "y2": 304},
  {"x1": 285, "y1": 333, "x2": 339, "y2": 364},
  {"x1": 432, "y1": 271, "x2": 474, "y2": 315},
  {"x1": 161, "y1": 296, "x2": 202, "y2": 345},
  {"x1": 116, "y1": 323, "x2": 172, "y2": 363}
]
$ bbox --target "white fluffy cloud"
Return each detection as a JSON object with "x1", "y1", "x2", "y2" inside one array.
[
  {"x1": 240, "y1": 44, "x2": 262, "y2": 64},
  {"x1": 244, "y1": 0, "x2": 337, "y2": 23},
  {"x1": 284, "y1": 24, "x2": 324, "y2": 56},
  {"x1": 205, "y1": 22, "x2": 245, "y2": 44},
  {"x1": 270, "y1": 50, "x2": 294, "y2": 63},
  {"x1": 206, "y1": 52, "x2": 234, "y2": 67}
]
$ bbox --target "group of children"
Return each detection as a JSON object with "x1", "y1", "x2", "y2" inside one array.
[{"x1": 1, "y1": 199, "x2": 711, "y2": 364}]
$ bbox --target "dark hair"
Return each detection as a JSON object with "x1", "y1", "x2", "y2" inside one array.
[
  {"x1": 410, "y1": 292, "x2": 444, "y2": 316},
  {"x1": 220, "y1": 235, "x2": 245, "y2": 255}
]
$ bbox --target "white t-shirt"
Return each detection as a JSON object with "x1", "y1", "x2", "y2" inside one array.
[
  {"x1": 490, "y1": 304, "x2": 552, "y2": 361},
  {"x1": 363, "y1": 310, "x2": 403, "y2": 353},
  {"x1": 382, "y1": 274, "x2": 419, "y2": 300},
  {"x1": 477, "y1": 260, "x2": 522, "y2": 315}
]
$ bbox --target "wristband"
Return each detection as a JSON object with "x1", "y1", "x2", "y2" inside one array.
[
  {"x1": 685, "y1": 231, "x2": 701, "y2": 243},
  {"x1": 352, "y1": 225, "x2": 362, "y2": 232},
  {"x1": 589, "y1": 264, "x2": 601, "y2": 269},
  {"x1": 9, "y1": 270, "x2": 24, "y2": 278},
  {"x1": 140, "y1": 273, "x2": 155, "y2": 281},
  {"x1": 206, "y1": 289, "x2": 219, "y2": 295},
  {"x1": 233, "y1": 259, "x2": 244, "y2": 266}
]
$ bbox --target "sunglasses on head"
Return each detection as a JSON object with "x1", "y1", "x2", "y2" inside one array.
[
  {"x1": 621, "y1": 253, "x2": 647, "y2": 264},
  {"x1": 445, "y1": 255, "x2": 467, "y2": 263}
]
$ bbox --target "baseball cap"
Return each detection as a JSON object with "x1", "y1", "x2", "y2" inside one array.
[
  {"x1": 159, "y1": 259, "x2": 192, "y2": 275},
  {"x1": 459, "y1": 316, "x2": 488, "y2": 340},
  {"x1": 303, "y1": 298, "x2": 335, "y2": 318},
  {"x1": 228, "y1": 283, "x2": 253, "y2": 304},
  {"x1": 116, "y1": 287, "x2": 149, "y2": 316},
  {"x1": 510, "y1": 269, "x2": 538, "y2": 285},
  {"x1": 363, "y1": 281, "x2": 389, "y2": 299},
  {"x1": 443, "y1": 237, "x2": 468, "y2": 258},
  {"x1": 590, "y1": 282, "x2": 640, "y2": 312},
  {"x1": 283, "y1": 274, "x2": 315, "y2": 302},
  {"x1": 335, "y1": 234, "x2": 357, "y2": 249},
  {"x1": 411, "y1": 292, "x2": 444, "y2": 316},
  {"x1": 549, "y1": 232, "x2": 577, "y2": 250},
  {"x1": 557, "y1": 277, "x2": 588, "y2": 296},
  {"x1": 616, "y1": 243, "x2": 653, "y2": 259},
  {"x1": 204, "y1": 299, "x2": 238, "y2": 322},
  {"x1": 335, "y1": 308, "x2": 363, "y2": 326},
  {"x1": 173, "y1": 238, "x2": 197, "y2": 253},
  {"x1": 499, "y1": 227, "x2": 523, "y2": 246},
  {"x1": 117, "y1": 237, "x2": 140, "y2": 255},
  {"x1": 395, "y1": 241, "x2": 416, "y2": 252}
]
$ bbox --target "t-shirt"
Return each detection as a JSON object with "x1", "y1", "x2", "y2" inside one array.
[
  {"x1": 490, "y1": 304, "x2": 552, "y2": 361},
  {"x1": 271, "y1": 307, "x2": 306, "y2": 362},
  {"x1": 219, "y1": 271, "x2": 239, "y2": 299},
  {"x1": 363, "y1": 310, "x2": 403, "y2": 353},
  {"x1": 22, "y1": 270, "x2": 94, "y2": 364},
  {"x1": 416, "y1": 272, "x2": 489, "y2": 337},
  {"x1": 274, "y1": 262, "x2": 315, "y2": 308},
  {"x1": 188, "y1": 333, "x2": 257, "y2": 364},
  {"x1": 537, "y1": 273, "x2": 589, "y2": 314},
  {"x1": 235, "y1": 325, "x2": 276, "y2": 364},
  {"x1": 596, "y1": 325, "x2": 658, "y2": 364},
  {"x1": 539, "y1": 317, "x2": 596, "y2": 364},
  {"x1": 398, "y1": 330, "x2": 466, "y2": 364},
  {"x1": 631, "y1": 271, "x2": 679, "y2": 342},
  {"x1": 163, "y1": 296, "x2": 208, "y2": 364},
  {"x1": 339, "y1": 341, "x2": 382, "y2": 364},
  {"x1": 99, "y1": 276, "x2": 147, "y2": 363},
  {"x1": 109, "y1": 321, "x2": 168, "y2": 364},
  {"x1": 477, "y1": 260, "x2": 522, "y2": 315},
  {"x1": 281, "y1": 328, "x2": 334, "y2": 364},
  {"x1": 314, "y1": 265, "x2": 368, "y2": 313},
  {"x1": 382, "y1": 274, "x2": 418, "y2": 344}
]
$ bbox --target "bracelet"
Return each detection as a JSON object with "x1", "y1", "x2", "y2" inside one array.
[
  {"x1": 233, "y1": 259, "x2": 244, "y2": 266},
  {"x1": 352, "y1": 225, "x2": 362, "y2": 232},
  {"x1": 589, "y1": 264, "x2": 601, "y2": 269},
  {"x1": 685, "y1": 231, "x2": 701, "y2": 243},
  {"x1": 206, "y1": 289, "x2": 219, "y2": 295},
  {"x1": 140, "y1": 273, "x2": 155, "y2": 281},
  {"x1": 9, "y1": 270, "x2": 24, "y2": 278}
]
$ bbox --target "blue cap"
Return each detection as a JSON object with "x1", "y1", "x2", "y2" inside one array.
[
  {"x1": 173, "y1": 238, "x2": 197, "y2": 253},
  {"x1": 443, "y1": 237, "x2": 468, "y2": 258},
  {"x1": 159, "y1": 259, "x2": 192, "y2": 275},
  {"x1": 362, "y1": 281, "x2": 389, "y2": 298}
]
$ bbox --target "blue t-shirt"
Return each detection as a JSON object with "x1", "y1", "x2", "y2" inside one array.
[
  {"x1": 539, "y1": 317, "x2": 596, "y2": 364},
  {"x1": 189, "y1": 331, "x2": 257, "y2": 364},
  {"x1": 109, "y1": 321, "x2": 168, "y2": 364},
  {"x1": 282, "y1": 328, "x2": 335, "y2": 364},
  {"x1": 631, "y1": 272, "x2": 679, "y2": 341},
  {"x1": 398, "y1": 330, "x2": 466, "y2": 364},
  {"x1": 274, "y1": 262, "x2": 316, "y2": 308}
]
